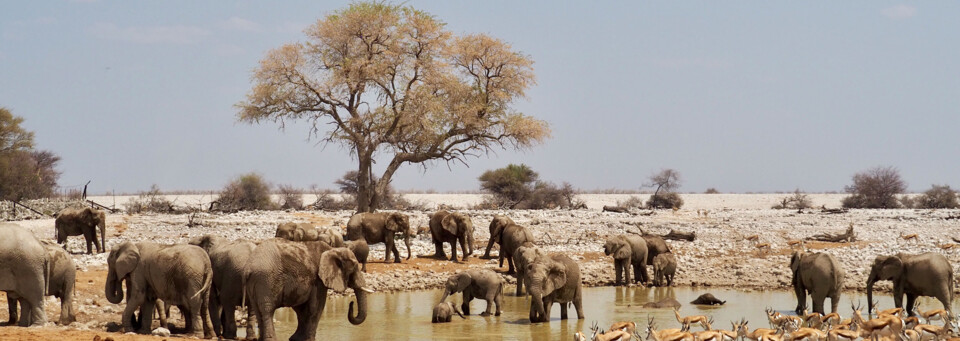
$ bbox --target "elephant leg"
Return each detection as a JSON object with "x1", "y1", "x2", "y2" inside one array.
[
  {"x1": 387, "y1": 238, "x2": 401, "y2": 263},
  {"x1": 811, "y1": 291, "x2": 826, "y2": 315},
  {"x1": 434, "y1": 240, "x2": 447, "y2": 259},
  {"x1": 494, "y1": 290, "x2": 503, "y2": 316},
  {"x1": 209, "y1": 289, "x2": 223, "y2": 337},
  {"x1": 244, "y1": 301, "x2": 257, "y2": 340},
  {"x1": 459, "y1": 236, "x2": 469, "y2": 261},
  {"x1": 222, "y1": 303, "x2": 238, "y2": 339},
  {"x1": 60, "y1": 291, "x2": 75, "y2": 325},
  {"x1": 516, "y1": 269, "x2": 525, "y2": 296},
  {"x1": 506, "y1": 254, "x2": 516, "y2": 275},
  {"x1": 290, "y1": 304, "x2": 309, "y2": 340},
  {"x1": 906, "y1": 294, "x2": 918, "y2": 317},
  {"x1": 138, "y1": 298, "x2": 156, "y2": 334},
  {"x1": 254, "y1": 300, "x2": 277, "y2": 341},
  {"x1": 560, "y1": 300, "x2": 569, "y2": 320},
  {"x1": 199, "y1": 291, "x2": 214, "y2": 339},
  {"x1": 830, "y1": 293, "x2": 840, "y2": 314},
  {"x1": 574, "y1": 292, "x2": 584, "y2": 319},
  {"x1": 638, "y1": 264, "x2": 650, "y2": 285},
  {"x1": 4, "y1": 293, "x2": 18, "y2": 326},
  {"x1": 462, "y1": 293, "x2": 472, "y2": 315},
  {"x1": 794, "y1": 282, "x2": 807, "y2": 315},
  {"x1": 936, "y1": 293, "x2": 952, "y2": 317},
  {"x1": 84, "y1": 230, "x2": 95, "y2": 254},
  {"x1": 450, "y1": 241, "x2": 458, "y2": 262},
  {"x1": 481, "y1": 295, "x2": 494, "y2": 316},
  {"x1": 614, "y1": 260, "x2": 624, "y2": 286},
  {"x1": 483, "y1": 238, "x2": 494, "y2": 258},
  {"x1": 544, "y1": 297, "x2": 555, "y2": 321}
]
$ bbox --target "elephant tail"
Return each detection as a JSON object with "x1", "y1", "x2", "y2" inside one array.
[{"x1": 192, "y1": 267, "x2": 213, "y2": 302}]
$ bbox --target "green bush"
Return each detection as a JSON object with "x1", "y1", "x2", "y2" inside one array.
[
  {"x1": 216, "y1": 173, "x2": 275, "y2": 211},
  {"x1": 477, "y1": 164, "x2": 538, "y2": 209}
]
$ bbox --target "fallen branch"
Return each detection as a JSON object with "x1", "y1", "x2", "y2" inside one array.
[
  {"x1": 602, "y1": 205, "x2": 629, "y2": 213},
  {"x1": 806, "y1": 224, "x2": 856, "y2": 242},
  {"x1": 662, "y1": 229, "x2": 696, "y2": 242},
  {"x1": 13, "y1": 201, "x2": 50, "y2": 217}
]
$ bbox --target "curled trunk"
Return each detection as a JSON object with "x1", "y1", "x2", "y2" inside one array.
[
  {"x1": 348, "y1": 289, "x2": 367, "y2": 325},
  {"x1": 105, "y1": 271, "x2": 124, "y2": 304}
]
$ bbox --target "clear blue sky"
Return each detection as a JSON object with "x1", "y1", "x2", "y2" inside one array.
[{"x1": 2, "y1": 1, "x2": 958, "y2": 194}]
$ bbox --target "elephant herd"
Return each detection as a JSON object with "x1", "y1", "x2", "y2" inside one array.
[
  {"x1": 2, "y1": 207, "x2": 959, "y2": 341},
  {"x1": 789, "y1": 250, "x2": 955, "y2": 317}
]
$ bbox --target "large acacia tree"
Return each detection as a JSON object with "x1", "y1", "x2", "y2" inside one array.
[{"x1": 238, "y1": 2, "x2": 549, "y2": 212}]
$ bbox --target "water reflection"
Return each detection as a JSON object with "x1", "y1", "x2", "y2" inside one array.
[{"x1": 259, "y1": 286, "x2": 956, "y2": 340}]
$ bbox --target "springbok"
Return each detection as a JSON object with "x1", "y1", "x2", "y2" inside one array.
[{"x1": 675, "y1": 308, "x2": 712, "y2": 331}]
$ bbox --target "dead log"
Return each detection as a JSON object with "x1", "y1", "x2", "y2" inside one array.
[
  {"x1": 602, "y1": 205, "x2": 630, "y2": 213},
  {"x1": 806, "y1": 224, "x2": 856, "y2": 243},
  {"x1": 662, "y1": 229, "x2": 696, "y2": 242},
  {"x1": 12, "y1": 201, "x2": 50, "y2": 217},
  {"x1": 820, "y1": 206, "x2": 849, "y2": 214}
]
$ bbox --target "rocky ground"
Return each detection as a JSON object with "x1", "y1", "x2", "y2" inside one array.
[{"x1": 3, "y1": 197, "x2": 960, "y2": 339}]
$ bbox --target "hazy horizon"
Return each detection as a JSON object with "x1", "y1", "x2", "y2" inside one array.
[{"x1": 2, "y1": 2, "x2": 958, "y2": 194}]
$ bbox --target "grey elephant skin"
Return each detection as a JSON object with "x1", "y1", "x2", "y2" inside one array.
[
  {"x1": 244, "y1": 239, "x2": 370, "y2": 341},
  {"x1": 603, "y1": 234, "x2": 649, "y2": 286},
  {"x1": 345, "y1": 212, "x2": 412, "y2": 262},
  {"x1": 790, "y1": 251, "x2": 844, "y2": 315},
  {"x1": 0, "y1": 224, "x2": 49, "y2": 326},
  {"x1": 498, "y1": 221, "x2": 535, "y2": 274},
  {"x1": 642, "y1": 235, "x2": 671, "y2": 266},
  {"x1": 525, "y1": 254, "x2": 584, "y2": 323},
  {"x1": 483, "y1": 216, "x2": 515, "y2": 258},
  {"x1": 429, "y1": 210, "x2": 475, "y2": 262},
  {"x1": 105, "y1": 241, "x2": 214, "y2": 338},
  {"x1": 513, "y1": 243, "x2": 546, "y2": 296},
  {"x1": 431, "y1": 302, "x2": 464, "y2": 323},
  {"x1": 440, "y1": 269, "x2": 504, "y2": 316},
  {"x1": 317, "y1": 227, "x2": 345, "y2": 247},
  {"x1": 189, "y1": 235, "x2": 257, "y2": 339},
  {"x1": 690, "y1": 293, "x2": 725, "y2": 305},
  {"x1": 653, "y1": 253, "x2": 677, "y2": 287},
  {"x1": 345, "y1": 240, "x2": 369, "y2": 272},
  {"x1": 7, "y1": 241, "x2": 77, "y2": 326},
  {"x1": 867, "y1": 252, "x2": 953, "y2": 316},
  {"x1": 56, "y1": 207, "x2": 107, "y2": 254},
  {"x1": 275, "y1": 222, "x2": 319, "y2": 241}
]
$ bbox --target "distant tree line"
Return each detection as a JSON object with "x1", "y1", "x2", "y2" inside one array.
[{"x1": 0, "y1": 108, "x2": 61, "y2": 201}]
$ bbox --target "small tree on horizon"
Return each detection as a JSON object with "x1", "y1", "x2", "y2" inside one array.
[
  {"x1": 645, "y1": 168, "x2": 683, "y2": 209},
  {"x1": 237, "y1": 2, "x2": 550, "y2": 213},
  {"x1": 478, "y1": 164, "x2": 538, "y2": 209},
  {"x1": 842, "y1": 166, "x2": 906, "y2": 209}
]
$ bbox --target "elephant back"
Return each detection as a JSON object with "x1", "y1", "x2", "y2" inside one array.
[
  {"x1": 642, "y1": 235, "x2": 671, "y2": 265},
  {"x1": 624, "y1": 235, "x2": 648, "y2": 264}
]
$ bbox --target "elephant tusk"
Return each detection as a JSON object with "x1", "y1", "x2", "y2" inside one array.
[{"x1": 360, "y1": 287, "x2": 375, "y2": 293}]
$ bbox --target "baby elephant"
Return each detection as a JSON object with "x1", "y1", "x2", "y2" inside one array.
[
  {"x1": 439, "y1": 269, "x2": 504, "y2": 316},
  {"x1": 432, "y1": 302, "x2": 464, "y2": 323},
  {"x1": 345, "y1": 240, "x2": 369, "y2": 272},
  {"x1": 652, "y1": 253, "x2": 677, "y2": 287}
]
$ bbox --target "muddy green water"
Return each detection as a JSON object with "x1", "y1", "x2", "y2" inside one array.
[{"x1": 253, "y1": 286, "x2": 954, "y2": 340}]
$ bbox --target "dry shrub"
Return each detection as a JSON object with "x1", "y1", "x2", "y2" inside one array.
[
  {"x1": 915, "y1": 185, "x2": 959, "y2": 209},
  {"x1": 842, "y1": 166, "x2": 906, "y2": 209},
  {"x1": 277, "y1": 184, "x2": 304, "y2": 210},
  {"x1": 616, "y1": 196, "x2": 645, "y2": 209},
  {"x1": 704, "y1": 188, "x2": 720, "y2": 194},
  {"x1": 124, "y1": 184, "x2": 178, "y2": 214},
  {"x1": 773, "y1": 189, "x2": 812, "y2": 210},
  {"x1": 216, "y1": 173, "x2": 275, "y2": 211},
  {"x1": 519, "y1": 181, "x2": 585, "y2": 209},
  {"x1": 330, "y1": 171, "x2": 425, "y2": 210},
  {"x1": 647, "y1": 192, "x2": 684, "y2": 209}
]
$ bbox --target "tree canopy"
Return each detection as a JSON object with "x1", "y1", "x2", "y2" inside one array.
[
  {"x1": 238, "y1": 2, "x2": 550, "y2": 212},
  {"x1": 0, "y1": 107, "x2": 61, "y2": 201}
]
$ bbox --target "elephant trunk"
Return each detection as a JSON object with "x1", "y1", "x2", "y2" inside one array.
[
  {"x1": 866, "y1": 272, "x2": 876, "y2": 317},
  {"x1": 100, "y1": 221, "x2": 106, "y2": 253},
  {"x1": 404, "y1": 233, "x2": 412, "y2": 260},
  {"x1": 105, "y1": 270, "x2": 124, "y2": 304},
  {"x1": 528, "y1": 278, "x2": 547, "y2": 322},
  {"x1": 440, "y1": 290, "x2": 450, "y2": 303},
  {"x1": 347, "y1": 287, "x2": 368, "y2": 325},
  {"x1": 467, "y1": 232, "x2": 475, "y2": 255}
]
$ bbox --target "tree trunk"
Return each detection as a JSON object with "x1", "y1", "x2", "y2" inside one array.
[{"x1": 356, "y1": 148, "x2": 375, "y2": 213}]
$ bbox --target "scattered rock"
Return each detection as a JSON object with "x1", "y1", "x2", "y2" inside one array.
[{"x1": 152, "y1": 327, "x2": 171, "y2": 337}]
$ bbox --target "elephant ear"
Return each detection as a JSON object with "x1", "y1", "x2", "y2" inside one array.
[
  {"x1": 879, "y1": 256, "x2": 904, "y2": 280},
  {"x1": 441, "y1": 214, "x2": 459, "y2": 235},
  {"x1": 385, "y1": 214, "x2": 401, "y2": 232},
  {"x1": 456, "y1": 272, "x2": 472, "y2": 292},
  {"x1": 320, "y1": 248, "x2": 359, "y2": 293},
  {"x1": 613, "y1": 237, "x2": 631, "y2": 260},
  {"x1": 115, "y1": 245, "x2": 140, "y2": 280},
  {"x1": 545, "y1": 261, "x2": 566, "y2": 294},
  {"x1": 790, "y1": 251, "x2": 803, "y2": 273}
]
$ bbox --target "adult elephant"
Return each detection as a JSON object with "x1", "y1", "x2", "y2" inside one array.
[
  {"x1": 603, "y1": 234, "x2": 649, "y2": 286},
  {"x1": 525, "y1": 254, "x2": 584, "y2": 323},
  {"x1": 790, "y1": 251, "x2": 844, "y2": 315},
  {"x1": 275, "y1": 222, "x2": 319, "y2": 242},
  {"x1": 55, "y1": 207, "x2": 106, "y2": 254},
  {"x1": 867, "y1": 252, "x2": 953, "y2": 317},
  {"x1": 105, "y1": 241, "x2": 214, "y2": 338},
  {"x1": 345, "y1": 240, "x2": 369, "y2": 272},
  {"x1": 7, "y1": 240, "x2": 76, "y2": 326},
  {"x1": 439, "y1": 269, "x2": 504, "y2": 316},
  {"x1": 244, "y1": 239, "x2": 371, "y2": 341},
  {"x1": 0, "y1": 224, "x2": 48, "y2": 326},
  {"x1": 189, "y1": 235, "x2": 256, "y2": 339},
  {"x1": 512, "y1": 243, "x2": 546, "y2": 296},
  {"x1": 345, "y1": 212, "x2": 413, "y2": 263},
  {"x1": 499, "y1": 222, "x2": 535, "y2": 274},
  {"x1": 429, "y1": 210, "x2": 475, "y2": 262},
  {"x1": 642, "y1": 234, "x2": 671, "y2": 266},
  {"x1": 483, "y1": 216, "x2": 514, "y2": 258}
]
